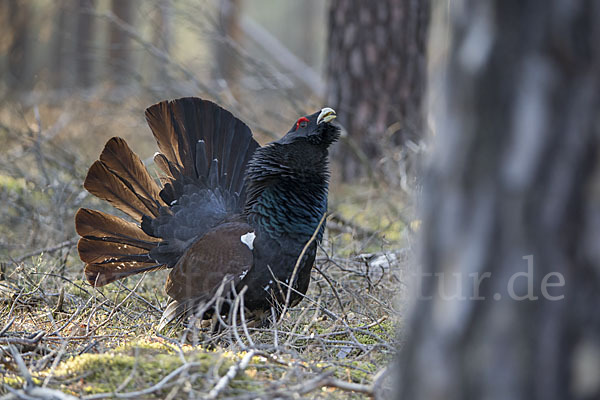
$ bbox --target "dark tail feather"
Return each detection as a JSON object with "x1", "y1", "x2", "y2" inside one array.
[
  {"x1": 152, "y1": 152, "x2": 185, "y2": 206},
  {"x1": 75, "y1": 208, "x2": 164, "y2": 286},
  {"x1": 83, "y1": 137, "x2": 164, "y2": 220},
  {"x1": 144, "y1": 97, "x2": 260, "y2": 203}
]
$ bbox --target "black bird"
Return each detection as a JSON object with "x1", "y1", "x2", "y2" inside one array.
[{"x1": 75, "y1": 97, "x2": 339, "y2": 328}]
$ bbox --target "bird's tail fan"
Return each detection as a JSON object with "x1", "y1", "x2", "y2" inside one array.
[
  {"x1": 76, "y1": 137, "x2": 166, "y2": 286},
  {"x1": 76, "y1": 97, "x2": 260, "y2": 287}
]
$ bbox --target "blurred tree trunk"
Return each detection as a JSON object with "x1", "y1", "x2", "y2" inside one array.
[
  {"x1": 76, "y1": 0, "x2": 95, "y2": 88},
  {"x1": 294, "y1": 0, "x2": 319, "y2": 68},
  {"x1": 326, "y1": 0, "x2": 429, "y2": 180},
  {"x1": 153, "y1": 0, "x2": 171, "y2": 85},
  {"x1": 52, "y1": 1, "x2": 68, "y2": 89},
  {"x1": 5, "y1": 0, "x2": 31, "y2": 92},
  {"x1": 213, "y1": 0, "x2": 242, "y2": 97},
  {"x1": 399, "y1": 1, "x2": 600, "y2": 400},
  {"x1": 109, "y1": 0, "x2": 134, "y2": 85}
]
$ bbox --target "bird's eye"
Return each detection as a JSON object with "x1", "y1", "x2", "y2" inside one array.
[{"x1": 296, "y1": 117, "x2": 309, "y2": 130}]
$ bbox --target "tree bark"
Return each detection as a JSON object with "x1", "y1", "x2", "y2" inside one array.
[
  {"x1": 109, "y1": 0, "x2": 134, "y2": 85},
  {"x1": 326, "y1": 0, "x2": 430, "y2": 180},
  {"x1": 213, "y1": 0, "x2": 242, "y2": 97},
  {"x1": 76, "y1": 0, "x2": 95, "y2": 88},
  {"x1": 5, "y1": 0, "x2": 31, "y2": 92},
  {"x1": 399, "y1": 1, "x2": 600, "y2": 399},
  {"x1": 52, "y1": 0, "x2": 68, "y2": 89},
  {"x1": 153, "y1": 0, "x2": 172, "y2": 85}
]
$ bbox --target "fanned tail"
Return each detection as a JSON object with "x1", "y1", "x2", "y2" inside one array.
[
  {"x1": 76, "y1": 97, "x2": 260, "y2": 288},
  {"x1": 144, "y1": 97, "x2": 259, "y2": 205},
  {"x1": 77, "y1": 137, "x2": 166, "y2": 286}
]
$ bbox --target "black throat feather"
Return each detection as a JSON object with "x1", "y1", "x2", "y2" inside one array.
[{"x1": 243, "y1": 143, "x2": 330, "y2": 242}]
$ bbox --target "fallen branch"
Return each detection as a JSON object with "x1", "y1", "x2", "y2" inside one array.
[
  {"x1": 3, "y1": 385, "x2": 79, "y2": 400},
  {"x1": 0, "y1": 331, "x2": 45, "y2": 347},
  {"x1": 207, "y1": 350, "x2": 256, "y2": 399},
  {"x1": 327, "y1": 213, "x2": 379, "y2": 240},
  {"x1": 4, "y1": 345, "x2": 78, "y2": 400},
  {"x1": 296, "y1": 373, "x2": 374, "y2": 397}
]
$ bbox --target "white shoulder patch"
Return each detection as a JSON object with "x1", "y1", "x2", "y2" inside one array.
[{"x1": 240, "y1": 231, "x2": 256, "y2": 250}]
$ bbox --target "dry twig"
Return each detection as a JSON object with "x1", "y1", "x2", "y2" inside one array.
[{"x1": 207, "y1": 350, "x2": 256, "y2": 399}]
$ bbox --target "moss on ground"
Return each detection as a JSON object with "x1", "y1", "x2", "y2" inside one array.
[
  {"x1": 354, "y1": 319, "x2": 395, "y2": 345},
  {"x1": 3, "y1": 338, "x2": 257, "y2": 397},
  {"x1": 0, "y1": 174, "x2": 28, "y2": 193}
]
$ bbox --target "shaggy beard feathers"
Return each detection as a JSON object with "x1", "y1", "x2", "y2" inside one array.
[{"x1": 243, "y1": 143, "x2": 330, "y2": 241}]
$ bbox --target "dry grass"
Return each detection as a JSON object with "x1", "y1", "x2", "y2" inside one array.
[{"x1": 0, "y1": 95, "x2": 413, "y2": 399}]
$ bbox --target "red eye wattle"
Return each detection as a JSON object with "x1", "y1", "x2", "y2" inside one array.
[{"x1": 296, "y1": 117, "x2": 309, "y2": 130}]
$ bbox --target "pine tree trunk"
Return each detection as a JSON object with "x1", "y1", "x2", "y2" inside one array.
[
  {"x1": 399, "y1": 1, "x2": 600, "y2": 399},
  {"x1": 5, "y1": 0, "x2": 31, "y2": 92},
  {"x1": 109, "y1": 0, "x2": 134, "y2": 85},
  {"x1": 153, "y1": 0, "x2": 171, "y2": 85},
  {"x1": 52, "y1": 1, "x2": 68, "y2": 89},
  {"x1": 76, "y1": 0, "x2": 95, "y2": 88},
  {"x1": 213, "y1": 0, "x2": 242, "y2": 97},
  {"x1": 326, "y1": 0, "x2": 429, "y2": 180}
]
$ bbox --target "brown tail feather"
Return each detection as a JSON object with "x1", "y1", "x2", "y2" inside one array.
[
  {"x1": 83, "y1": 137, "x2": 164, "y2": 220},
  {"x1": 84, "y1": 162, "x2": 149, "y2": 221},
  {"x1": 78, "y1": 238, "x2": 152, "y2": 264},
  {"x1": 84, "y1": 262, "x2": 165, "y2": 287},
  {"x1": 76, "y1": 208, "x2": 162, "y2": 286},
  {"x1": 75, "y1": 208, "x2": 159, "y2": 244},
  {"x1": 99, "y1": 137, "x2": 165, "y2": 216},
  {"x1": 145, "y1": 101, "x2": 189, "y2": 177},
  {"x1": 153, "y1": 152, "x2": 174, "y2": 180}
]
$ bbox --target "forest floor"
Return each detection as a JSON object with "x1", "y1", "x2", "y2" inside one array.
[{"x1": 0, "y1": 96, "x2": 414, "y2": 399}]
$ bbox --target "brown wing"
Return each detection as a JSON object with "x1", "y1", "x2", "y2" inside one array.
[{"x1": 165, "y1": 221, "x2": 254, "y2": 302}]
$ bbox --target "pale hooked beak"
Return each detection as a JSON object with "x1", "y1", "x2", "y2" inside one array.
[{"x1": 317, "y1": 107, "x2": 336, "y2": 125}]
